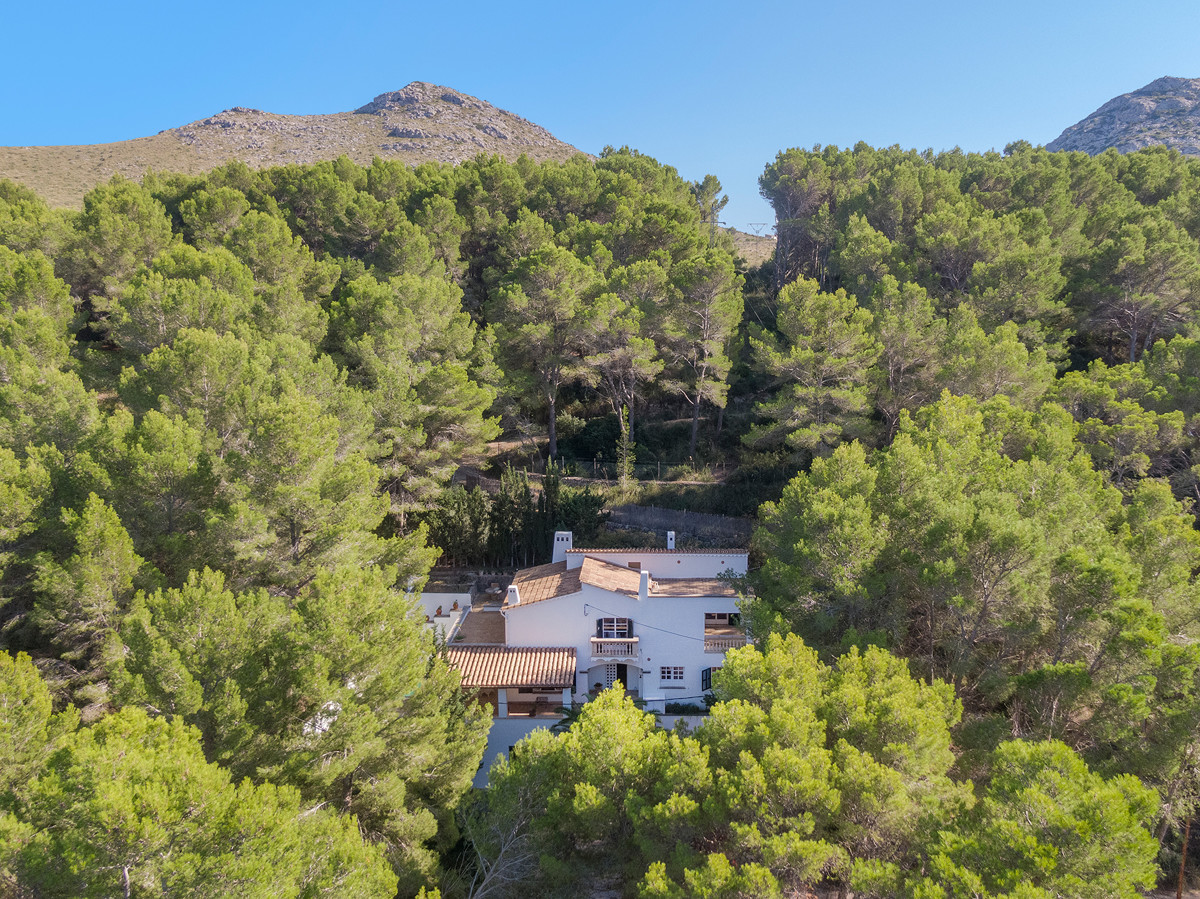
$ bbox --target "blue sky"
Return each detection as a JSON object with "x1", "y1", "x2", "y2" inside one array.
[{"x1": 3, "y1": 0, "x2": 1199, "y2": 231}]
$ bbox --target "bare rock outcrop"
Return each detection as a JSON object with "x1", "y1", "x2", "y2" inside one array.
[
  {"x1": 159, "y1": 81, "x2": 581, "y2": 168},
  {"x1": 1047, "y1": 76, "x2": 1200, "y2": 155},
  {"x1": 352, "y1": 82, "x2": 560, "y2": 153}
]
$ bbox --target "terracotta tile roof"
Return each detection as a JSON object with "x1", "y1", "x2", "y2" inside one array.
[
  {"x1": 566, "y1": 547, "x2": 747, "y2": 555},
  {"x1": 579, "y1": 556, "x2": 642, "y2": 594},
  {"x1": 454, "y1": 609, "x2": 506, "y2": 643},
  {"x1": 447, "y1": 645, "x2": 576, "y2": 689},
  {"x1": 508, "y1": 561, "x2": 581, "y2": 606},
  {"x1": 650, "y1": 577, "x2": 740, "y2": 597}
]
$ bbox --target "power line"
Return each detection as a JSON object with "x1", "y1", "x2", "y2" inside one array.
[{"x1": 582, "y1": 603, "x2": 745, "y2": 645}]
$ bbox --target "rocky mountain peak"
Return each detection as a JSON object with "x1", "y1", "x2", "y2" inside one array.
[
  {"x1": 0, "y1": 82, "x2": 584, "y2": 208},
  {"x1": 1047, "y1": 76, "x2": 1200, "y2": 155},
  {"x1": 355, "y1": 82, "x2": 488, "y2": 115}
]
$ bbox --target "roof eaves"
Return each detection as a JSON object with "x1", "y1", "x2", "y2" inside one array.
[{"x1": 566, "y1": 547, "x2": 748, "y2": 555}]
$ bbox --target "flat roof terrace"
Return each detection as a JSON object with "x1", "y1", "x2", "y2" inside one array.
[{"x1": 454, "y1": 608, "x2": 506, "y2": 644}]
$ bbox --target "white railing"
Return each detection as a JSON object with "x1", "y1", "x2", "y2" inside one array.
[
  {"x1": 590, "y1": 637, "x2": 640, "y2": 659},
  {"x1": 704, "y1": 634, "x2": 749, "y2": 653}
]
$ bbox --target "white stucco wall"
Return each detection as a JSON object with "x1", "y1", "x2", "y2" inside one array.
[
  {"x1": 474, "y1": 717, "x2": 554, "y2": 788},
  {"x1": 416, "y1": 592, "x2": 470, "y2": 639},
  {"x1": 563, "y1": 550, "x2": 747, "y2": 578},
  {"x1": 416, "y1": 592, "x2": 471, "y2": 618},
  {"x1": 504, "y1": 583, "x2": 741, "y2": 704}
]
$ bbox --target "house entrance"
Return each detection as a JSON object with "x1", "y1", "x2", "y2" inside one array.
[
  {"x1": 590, "y1": 663, "x2": 639, "y2": 696},
  {"x1": 604, "y1": 663, "x2": 629, "y2": 688}
]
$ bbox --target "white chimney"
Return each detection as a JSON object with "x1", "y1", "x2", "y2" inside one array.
[
  {"x1": 638, "y1": 570, "x2": 650, "y2": 601},
  {"x1": 506, "y1": 584, "x2": 521, "y2": 606},
  {"x1": 666, "y1": 530, "x2": 676, "y2": 550},
  {"x1": 552, "y1": 530, "x2": 574, "y2": 564}
]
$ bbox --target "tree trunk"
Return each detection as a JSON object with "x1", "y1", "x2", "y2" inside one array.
[
  {"x1": 547, "y1": 395, "x2": 557, "y2": 461},
  {"x1": 1178, "y1": 817, "x2": 1191, "y2": 899},
  {"x1": 688, "y1": 394, "x2": 701, "y2": 458}
]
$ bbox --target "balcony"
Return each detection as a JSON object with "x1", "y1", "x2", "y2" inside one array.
[
  {"x1": 590, "y1": 636, "x2": 640, "y2": 660},
  {"x1": 704, "y1": 634, "x2": 750, "y2": 653}
]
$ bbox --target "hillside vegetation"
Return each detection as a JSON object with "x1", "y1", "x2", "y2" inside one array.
[{"x1": 0, "y1": 137, "x2": 1198, "y2": 896}]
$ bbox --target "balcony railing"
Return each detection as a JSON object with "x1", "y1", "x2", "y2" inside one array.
[
  {"x1": 590, "y1": 636, "x2": 640, "y2": 659},
  {"x1": 704, "y1": 634, "x2": 750, "y2": 653}
]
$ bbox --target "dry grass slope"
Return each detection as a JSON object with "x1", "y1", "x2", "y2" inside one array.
[
  {"x1": 0, "y1": 82, "x2": 587, "y2": 208},
  {"x1": 724, "y1": 227, "x2": 775, "y2": 267}
]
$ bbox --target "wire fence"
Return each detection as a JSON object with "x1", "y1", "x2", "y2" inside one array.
[
  {"x1": 536, "y1": 456, "x2": 733, "y2": 484},
  {"x1": 607, "y1": 504, "x2": 753, "y2": 542}
]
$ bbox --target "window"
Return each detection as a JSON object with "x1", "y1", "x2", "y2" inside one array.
[
  {"x1": 701, "y1": 666, "x2": 721, "y2": 691},
  {"x1": 597, "y1": 618, "x2": 632, "y2": 639},
  {"x1": 660, "y1": 666, "x2": 685, "y2": 682},
  {"x1": 704, "y1": 612, "x2": 742, "y2": 635},
  {"x1": 705, "y1": 612, "x2": 741, "y2": 624}
]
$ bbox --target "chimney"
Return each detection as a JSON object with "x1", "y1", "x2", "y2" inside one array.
[
  {"x1": 506, "y1": 584, "x2": 521, "y2": 606},
  {"x1": 638, "y1": 569, "x2": 650, "y2": 601},
  {"x1": 552, "y1": 530, "x2": 574, "y2": 564},
  {"x1": 666, "y1": 530, "x2": 676, "y2": 550}
]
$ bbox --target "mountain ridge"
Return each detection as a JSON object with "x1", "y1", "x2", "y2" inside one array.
[
  {"x1": 0, "y1": 82, "x2": 586, "y2": 207},
  {"x1": 1047, "y1": 76, "x2": 1200, "y2": 155}
]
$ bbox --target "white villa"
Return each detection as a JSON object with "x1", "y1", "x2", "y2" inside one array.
[{"x1": 441, "y1": 531, "x2": 749, "y2": 779}]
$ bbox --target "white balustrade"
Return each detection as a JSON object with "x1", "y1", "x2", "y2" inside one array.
[
  {"x1": 704, "y1": 634, "x2": 749, "y2": 653},
  {"x1": 590, "y1": 636, "x2": 640, "y2": 659}
]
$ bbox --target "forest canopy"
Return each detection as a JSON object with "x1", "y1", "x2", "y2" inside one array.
[{"x1": 1, "y1": 137, "x2": 1199, "y2": 895}]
